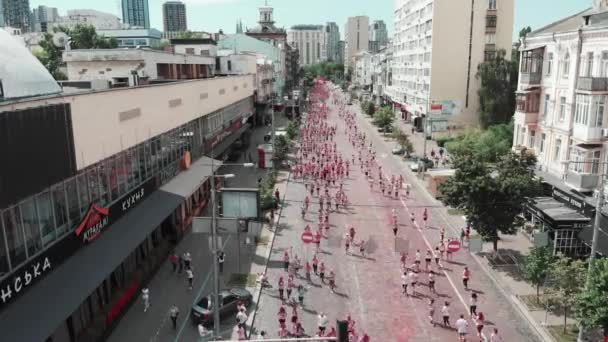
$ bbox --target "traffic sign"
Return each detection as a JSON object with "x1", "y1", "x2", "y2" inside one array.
[
  {"x1": 447, "y1": 240, "x2": 461, "y2": 253},
  {"x1": 301, "y1": 231, "x2": 314, "y2": 244}
]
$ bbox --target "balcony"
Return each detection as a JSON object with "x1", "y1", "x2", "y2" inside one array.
[
  {"x1": 566, "y1": 171, "x2": 599, "y2": 191},
  {"x1": 515, "y1": 92, "x2": 540, "y2": 124},
  {"x1": 577, "y1": 77, "x2": 608, "y2": 92},
  {"x1": 520, "y1": 72, "x2": 542, "y2": 85},
  {"x1": 573, "y1": 124, "x2": 603, "y2": 142}
]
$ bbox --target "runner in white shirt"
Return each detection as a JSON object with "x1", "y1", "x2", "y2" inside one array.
[
  {"x1": 441, "y1": 302, "x2": 451, "y2": 327},
  {"x1": 401, "y1": 271, "x2": 409, "y2": 296},
  {"x1": 455, "y1": 314, "x2": 468, "y2": 341}
]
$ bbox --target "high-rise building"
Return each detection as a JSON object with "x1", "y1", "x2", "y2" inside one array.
[
  {"x1": 31, "y1": 5, "x2": 58, "y2": 32},
  {"x1": 325, "y1": 22, "x2": 340, "y2": 62},
  {"x1": 162, "y1": 1, "x2": 187, "y2": 33},
  {"x1": 386, "y1": 0, "x2": 514, "y2": 127},
  {"x1": 344, "y1": 16, "x2": 369, "y2": 72},
  {"x1": 287, "y1": 25, "x2": 327, "y2": 66},
  {"x1": 369, "y1": 19, "x2": 388, "y2": 50},
  {"x1": 122, "y1": 0, "x2": 150, "y2": 29},
  {"x1": 55, "y1": 9, "x2": 126, "y2": 31},
  {"x1": 1, "y1": 0, "x2": 31, "y2": 32},
  {"x1": 337, "y1": 40, "x2": 345, "y2": 64}
]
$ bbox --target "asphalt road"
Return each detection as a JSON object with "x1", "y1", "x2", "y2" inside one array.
[{"x1": 252, "y1": 89, "x2": 538, "y2": 341}]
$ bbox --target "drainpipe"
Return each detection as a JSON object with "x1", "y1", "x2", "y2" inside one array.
[{"x1": 565, "y1": 28, "x2": 584, "y2": 177}]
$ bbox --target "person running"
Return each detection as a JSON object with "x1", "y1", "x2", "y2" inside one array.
[
  {"x1": 186, "y1": 268, "x2": 194, "y2": 290},
  {"x1": 319, "y1": 262, "x2": 326, "y2": 283},
  {"x1": 305, "y1": 261, "x2": 312, "y2": 282},
  {"x1": 277, "y1": 306, "x2": 287, "y2": 327},
  {"x1": 401, "y1": 271, "x2": 409, "y2": 296},
  {"x1": 456, "y1": 314, "x2": 469, "y2": 341},
  {"x1": 286, "y1": 275, "x2": 295, "y2": 298},
  {"x1": 428, "y1": 272, "x2": 436, "y2": 294},
  {"x1": 278, "y1": 277, "x2": 285, "y2": 301},
  {"x1": 475, "y1": 312, "x2": 485, "y2": 339},
  {"x1": 317, "y1": 312, "x2": 329, "y2": 336},
  {"x1": 441, "y1": 301, "x2": 451, "y2": 327},
  {"x1": 169, "y1": 304, "x2": 179, "y2": 329},
  {"x1": 141, "y1": 287, "x2": 150, "y2": 312},
  {"x1": 409, "y1": 270, "x2": 418, "y2": 296},
  {"x1": 414, "y1": 250, "x2": 422, "y2": 265},
  {"x1": 425, "y1": 250, "x2": 432, "y2": 272},
  {"x1": 428, "y1": 298, "x2": 436, "y2": 326},
  {"x1": 312, "y1": 254, "x2": 319, "y2": 275},
  {"x1": 490, "y1": 328, "x2": 503, "y2": 342},
  {"x1": 463, "y1": 266, "x2": 471, "y2": 290},
  {"x1": 470, "y1": 293, "x2": 478, "y2": 317},
  {"x1": 434, "y1": 247, "x2": 441, "y2": 267}
]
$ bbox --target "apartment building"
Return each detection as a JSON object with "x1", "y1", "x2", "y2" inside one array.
[
  {"x1": 287, "y1": 25, "x2": 327, "y2": 66},
  {"x1": 326, "y1": 22, "x2": 340, "y2": 62},
  {"x1": 344, "y1": 16, "x2": 369, "y2": 72},
  {"x1": 387, "y1": 0, "x2": 513, "y2": 129}
]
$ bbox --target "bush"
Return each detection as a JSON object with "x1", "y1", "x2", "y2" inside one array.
[
  {"x1": 286, "y1": 121, "x2": 298, "y2": 140},
  {"x1": 273, "y1": 135, "x2": 290, "y2": 163},
  {"x1": 259, "y1": 171, "x2": 278, "y2": 210},
  {"x1": 436, "y1": 136, "x2": 457, "y2": 148}
]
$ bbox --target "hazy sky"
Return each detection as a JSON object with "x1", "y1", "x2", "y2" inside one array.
[{"x1": 31, "y1": 0, "x2": 592, "y2": 40}]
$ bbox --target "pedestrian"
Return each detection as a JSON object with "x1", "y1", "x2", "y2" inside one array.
[
  {"x1": 456, "y1": 314, "x2": 469, "y2": 341},
  {"x1": 470, "y1": 293, "x2": 478, "y2": 316},
  {"x1": 428, "y1": 272, "x2": 436, "y2": 294},
  {"x1": 319, "y1": 262, "x2": 326, "y2": 283},
  {"x1": 198, "y1": 323, "x2": 211, "y2": 337},
  {"x1": 275, "y1": 188, "x2": 281, "y2": 204},
  {"x1": 305, "y1": 261, "x2": 312, "y2": 282},
  {"x1": 236, "y1": 308, "x2": 248, "y2": 330},
  {"x1": 414, "y1": 249, "x2": 421, "y2": 265},
  {"x1": 169, "y1": 252, "x2": 177, "y2": 272},
  {"x1": 317, "y1": 312, "x2": 329, "y2": 336},
  {"x1": 218, "y1": 251, "x2": 225, "y2": 274},
  {"x1": 141, "y1": 287, "x2": 150, "y2": 312},
  {"x1": 428, "y1": 298, "x2": 436, "y2": 326},
  {"x1": 463, "y1": 266, "x2": 471, "y2": 290},
  {"x1": 475, "y1": 312, "x2": 485, "y2": 339},
  {"x1": 297, "y1": 284, "x2": 305, "y2": 307},
  {"x1": 169, "y1": 304, "x2": 179, "y2": 329},
  {"x1": 287, "y1": 275, "x2": 295, "y2": 298},
  {"x1": 178, "y1": 253, "x2": 184, "y2": 274},
  {"x1": 490, "y1": 328, "x2": 503, "y2": 342},
  {"x1": 283, "y1": 250, "x2": 290, "y2": 272},
  {"x1": 312, "y1": 254, "x2": 319, "y2": 274},
  {"x1": 425, "y1": 250, "x2": 432, "y2": 271},
  {"x1": 186, "y1": 268, "x2": 194, "y2": 290},
  {"x1": 183, "y1": 252, "x2": 192, "y2": 269},
  {"x1": 460, "y1": 227, "x2": 466, "y2": 244},
  {"x1": 256, "y1": 330, "x2": 267, "y2": 339},
  {"x1": 401, "y1": 271, "x2": 409, "y2": 296},
  {"x1": 277, "y1": 306, "x2": 287, "y2": 327},
  {"x1": 441, "y1": 301, "x2": 451, "y2": 327},
  {"x1": 278, "y1": 277, "x2": 285, "y2": 301},
  {"x1": 434, "y1": 247, "x2": 440, "y2": 266},
  {"x1": 409, "y1": 270, "x2": 418, "y2": 296}
]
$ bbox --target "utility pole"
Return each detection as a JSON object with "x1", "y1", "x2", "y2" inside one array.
[{"x1": 210, "y1": 158, "x2": 221, "y2": 337}]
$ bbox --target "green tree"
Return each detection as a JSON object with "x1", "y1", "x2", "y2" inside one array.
[
  {"x1": 445, "y1": 123, "x2": 513, "y2": 163},
  {"x1": 519, "y1": 26, "x2": 532, "y2": 39},
  {"x1": 373, "y1": 107, "x2": 395, "y2": 133},
  {"x1": 273, "y1": 135, "x2": 290, "y2": 163},
  {"x1": 476, "y1": 49, "x2": 517, "y2": 128},
  {"x1": 575, "y1": 258, "x2": 608, "y2": 339},
  {"x1": 392, "y1": 127, "x2": 414, "y2": 155},
  {"x1": 439, "y1": 151, "x2": 540, "y2": 251},
  {"x1": 365, "y1": 102, "x2": 375, "y2": 116},
  {"x1": 545, "y1": 255, "x2": 587, "y2": 334},
  {"x1": 34, "y1": 43, "x2": 66, "y2": 80},
  {"x1": 522, "y1": 246, "x2": 553, "y2": 303},
  {"x1": 286, "y1": 121, "x2": 298, "y2": 140}
]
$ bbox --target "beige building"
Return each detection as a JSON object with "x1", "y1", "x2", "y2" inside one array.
[
  {"x1": 287, "y1": 25, "x2": 328, "y2": 66},
  {"x1": 344, "y1": 16, "x2": 369, "y2": 72},
  {"x1": 386, "y1": 0, "x2": 513, "y2": 130}
]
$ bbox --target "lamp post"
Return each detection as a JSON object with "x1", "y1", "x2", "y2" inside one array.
[{"x1": 209, "y1": 160, "x2": 254, "y2": 337}]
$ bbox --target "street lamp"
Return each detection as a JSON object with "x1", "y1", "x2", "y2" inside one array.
[{"x1": 209, "y1": 161, "x2": 254, "y2": 337}]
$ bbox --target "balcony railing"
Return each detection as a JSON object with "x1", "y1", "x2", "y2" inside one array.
[
  {"x1": 566, "y1": 171, "x2": 599, "y2": 191},
  {"x1": 577, "y1": 77, "x2": 608, "y2": 92},
  {"x1": 520, "y1": 72, "x2": 542, "y2": 85}
]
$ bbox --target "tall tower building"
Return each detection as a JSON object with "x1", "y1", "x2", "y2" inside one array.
[
  {"x1": 31, "y1": 5, "x2": 58, "y2": 32},
  {"x1": 122, "y1": 0, "x2": 150, "y2": 29},
  {"x1": 325, "y1": 22, "x2": 340, "y2": 62},
  {"x1": 344, "y1": 16, "x2": 369, "y2": 72},
  {"x1": 162, "y1": 1, "x2": 187, "y2": 32},
  {"x1": 1, "y1": 0, "x2": 31, "y2": 32},
  {"x1": 288, "y1": 25, "x2": 328, "y2": 66},
  {"x1": 369, "y1": 20, "x2": 388, "y2": 49},
  {"x1": 387, "y1": 0, "x2": 514, "y2": 127}
]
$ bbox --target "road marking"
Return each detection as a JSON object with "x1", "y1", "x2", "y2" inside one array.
[{"x1": 173, "y1": 236, "x2": 231, "y2": 342}]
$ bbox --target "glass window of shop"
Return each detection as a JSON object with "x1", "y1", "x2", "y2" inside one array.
[
  {"x1": 52, "y1": 183, "x2": 69, "y2": 237},
  {"x1": 0, "y1": 214, "x2": 11, "y2": 275},
  {"x1": 19, "y1": 198, "x2": 42, "y2": 257},
  {"x1": 3, "y1": 208, "x2": 26, "y2": 267},
  {"x1": 36, "y1": 191, "x2": 56, "y2": 247}
]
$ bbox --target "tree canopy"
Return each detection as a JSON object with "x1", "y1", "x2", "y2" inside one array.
[
  {"x1": 303, "y1": 61, "x2": 344, "y2": 86},
  {"x1": 445, "y1": 122, "x2": 513, "y2": 163},
  {"x1": 575, "y1": 258, "x2": 608, "y2": 338},
  {"x1": 372, "y1": 107, "x2": 395, "y2": 130},
  {"x1": 522, "y1": 246, "x2": 553, "y2": 302},
  {"x1": 476, "y1": 49, "x2": 518, "y2": 128},
  {"x1": 545, "y1": 255, "x2": 587, "y2": 333}
]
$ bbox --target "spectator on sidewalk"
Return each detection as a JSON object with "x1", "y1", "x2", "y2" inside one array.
[
  {"x1": 274, "y1": 188, "x2": 281, "y2": 205},
  {"x1": 183, "y1": 252, "x2": 192, "y2": 269},
  {"x1": 218, "y1": 251, "x2": 225, "y2": 274},
  {"x1": 169, "y1": 305, "x2": 179, "y2": 329},
  {"x1": 169, "y1": 252, "x2": 177, "y2": 273},
  {"x1": 141, "y1": 287, "x2": 150, "y2": 312},
  {"x1": 186, "y1": 268, "x2": 194, "y2": 290},
  {"x1": 236, "y1": 308, "x2": 248, "y2": 330}
]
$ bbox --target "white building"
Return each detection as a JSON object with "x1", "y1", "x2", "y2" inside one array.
[
  {"x1": 97, "y1": 28, "x2": 162, "y2": 48},
  {"x1": 344, "y1": 16, "x2": 369, "y2": 72},
  {"x1": 387, "y1": 0, "x2": 513, "y2": 129},
  {"x1": 287, "y1": 25, "x2": 327, "y2": 66},
  {"x1": 354, "y1": 51, "x2": 372, "y2": 88},
  {"x1": 513, "y1": 4, "x2": 608, "y2": 194},
  {"x1": 171, "y1": 37, "x2": 218, "y2": 57},
  {"x1": 325, "y1": 22, "x2": 340, "y2": 62},
  {"x1": 62, "y1": 48, "x2": 215, "y2": 87},
  {"x1": 54, "y1": 9, "x2": 126, "y2": 31},
  {"x1": 370, "y1": 45, "x2": 392, "y2": 106}
]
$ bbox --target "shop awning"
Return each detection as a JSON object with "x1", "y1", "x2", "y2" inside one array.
[
  {"x1": 578, "y1": 223, "x2": 608, "y2": 256},
  {"x1": 528, "y1": 197, "x2": 591, "y2": 226},
  {"x1": 0, "y1": 189, "x2": 184, "y2": 342},
  {"x1": 0, "y1": 156, "x2": 221, "y2": 341}
]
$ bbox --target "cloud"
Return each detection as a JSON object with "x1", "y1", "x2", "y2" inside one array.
[{"x1": 181, "y1": 0, "x2": 242, "y2": 5}]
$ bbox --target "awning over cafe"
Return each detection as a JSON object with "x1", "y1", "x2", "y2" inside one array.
[{"x1": 527, "y1": 197, "x2": 591, "y2": 228}]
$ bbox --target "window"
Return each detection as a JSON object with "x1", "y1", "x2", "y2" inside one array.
[
  {"x1": 485, "y1": 33, "x2": 496, "y2": 44},
  {"x1": 227, "y1": 60, "x2": 232, "y2": 71},
  {"x1": 540, "y1": 133, "x2": 546, "y2": 153},
  {"x1": 543, "y1": 94, "x2": 550, "y2": 119},
  {"x1": 592, "y1": 150, "x2": 601, "y2": 174},
  {"x1": 547, "y1": 53, "x2": 553, "y2": 75},
  {"x1": 562, "y1": 53, "x2": 570, "y2": 78},
  {"x1": 586, "y1": 52, "x2": 594, "y2": 77},
  {"x1": 486, "y1": 15, "x2": 497, "y2": 28},
  {"x1": 488, "y1": 0, "x2": 496, "y2": 9},
  {"x1": 554, "y1": 138, "x2": 562, "y2": 161},
  {"x1": 559, "y1": 96, "x2": 566, "y2": 121},
  {"x1": 575, "y1": 94, "x2": 591, "y2": 125},
  {"x1": 484, "y1": 50, "x2": 496, "y2": 61},
  {"x1": 593, "y1": 96, "x2": 605, "y2": 127},
  {"x1": 529, "y1": 130, "x2": 536, "y2": 148},
  {"x1": 601, "y1": 51, "x2": 608, "y2": 77}
]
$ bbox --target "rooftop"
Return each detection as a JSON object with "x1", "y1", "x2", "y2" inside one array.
[
  {"x1": 529, "y1": 8, "x2": 593, "y2": 36},
  {"x1": 290, "y1": 24, "x2": 324, "y2": 31}
]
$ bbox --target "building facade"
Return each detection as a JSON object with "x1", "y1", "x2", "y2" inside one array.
[
  {"x1": 0, "y1": 31, "x2": 256, "y2": 342},
  {"x1": 54, "y1": 10, "x2": 126, "y2": 31},
  {"x1": 287, "y1": 25, "x2": 327, "y2": 66},
  {"x1": 98, "y1": 28, "x2": 162, "y2": 48},
  {"x1": 354, "y1": 51, "x2": 372, "y2": 88},
  {"x1": 325, "y1": 22, "x2": 340, "y2": 62},
  {"x1": 1, "y1": 0, "x2": 31, "y2": 32},
  {"x1": 122, "y1": 0, "x2": 150, "y2": 29},
  {"x1": 337, "y1": 40, "x2": 345, "y2": 64},
  {"x1": 31, "y1": 5, "x2": 58, "y2": 32},
  {"x1": 387, "y1": 0, "x2": 513, "y2": 129},
  {"x1": 369, "y1": 19, "x2": 388, "y2": 50},
  {"x1": 344, "y1": 16, "x2": 369, "y2": 73},
  {"x1": 162, "y1": 1, "x2": 187, "y2": 33},
  {"x1": 245, "y1": 4, "x2": 286, "y2": 47}
]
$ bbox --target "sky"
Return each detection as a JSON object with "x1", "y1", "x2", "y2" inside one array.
[{"x1": 30, "y1": 0, "x2": 592, "y2": 41}]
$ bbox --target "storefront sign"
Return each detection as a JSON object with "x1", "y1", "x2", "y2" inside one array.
[
  {"x1": 552, "y1": 187, "x2": 595, "y2": 216},
  {"x1": 0, "y1": 178, "x2": 157, "y2": 312}
]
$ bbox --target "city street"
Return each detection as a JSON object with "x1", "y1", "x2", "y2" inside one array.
[{"x1": 252, "y1": 86, "x2": 538, "y2": 341}]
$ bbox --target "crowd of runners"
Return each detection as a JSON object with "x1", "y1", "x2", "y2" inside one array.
[{"x1": 256, "y1": 80, "x2": 504, "y2": 342}]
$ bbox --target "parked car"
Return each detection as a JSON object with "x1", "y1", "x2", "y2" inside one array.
[
  {"x1": 391, "y1": 145, "x2": 406, "y2": 155},
  {"x1": 377, "y1": 126, "x2": 393, "y2": 133},
  {"x1": 409, "y1": 157, "x2": 434, "y2": 172},
  {"x1": 190, "y1": 288, "x2": 252, "y2": 326}
]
